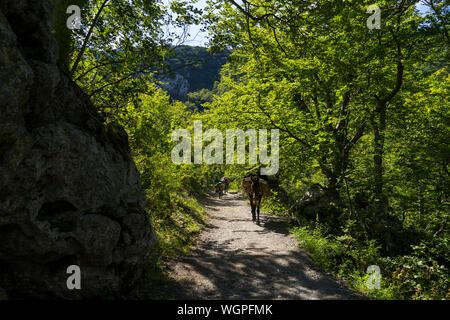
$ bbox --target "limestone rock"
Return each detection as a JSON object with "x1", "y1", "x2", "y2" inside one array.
[
  {"x1": 158, "y1": 73, "x2": 190, "y2": 98},
  {"x1": 0, "y1": 0, "x2": 157, "y2": 299},
  {"x1": 290, "y1": 184, "x2": 343, "y2": 221}
]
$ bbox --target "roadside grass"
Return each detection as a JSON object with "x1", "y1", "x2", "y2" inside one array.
[
  {"x1": 129, "y1": 191, "x2": 208, "y2": 299},
  {"x1": 289, "y1": 225, "x2": 395, "y2": 299},
  {"x1": 262, "y1": 195, "x2": 448, "y2": 300},
  {"x1": 289, "y1": 224, "x2": 449, "y2": 300}
]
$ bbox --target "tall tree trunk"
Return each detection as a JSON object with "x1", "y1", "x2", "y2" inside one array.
[
  {"x1": 371, "y1": 28, "x2": 404, "y2": 210},
  {"x1": 372, "y1": 100, "x2": 387, "y2": 207}
]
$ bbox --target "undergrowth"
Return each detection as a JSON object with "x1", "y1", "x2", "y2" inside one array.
[
  {"x1": 290, "y1": 224, "x2": 449, "y2": 300},
  {"x1": 129, "y1": 191, "x2": 208, "y2": 299}
]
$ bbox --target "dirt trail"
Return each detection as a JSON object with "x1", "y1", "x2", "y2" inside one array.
[{"x1": 168, "y1": 192, "x2": 363, "y2": 299}]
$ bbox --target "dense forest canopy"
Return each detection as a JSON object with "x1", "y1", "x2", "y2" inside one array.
[{"x1": 51, "y1": 0, "x2": 448, "y2": 299}]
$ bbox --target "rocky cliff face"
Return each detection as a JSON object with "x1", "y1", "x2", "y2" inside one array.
[
  {"x1": 158, "y1": 73, "x2": 190, "y2": 99},
  {"x1": 0, "y1": 0, "x2": 157, "y2": 299},
  {"x1": 157, "y1": 46, "x2": 229, "y2": 100}
]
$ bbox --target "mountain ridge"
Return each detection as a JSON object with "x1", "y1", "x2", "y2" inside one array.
[{"x1": 158, "y1": 45, "x2": 229, "y2": 101}]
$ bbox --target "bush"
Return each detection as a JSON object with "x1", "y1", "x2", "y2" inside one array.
[{"x1": 290, "y1": 223, "x2": 449, "y2": 300}]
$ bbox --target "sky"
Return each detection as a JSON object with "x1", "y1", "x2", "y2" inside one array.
[
  {"x1": 162, "y1": 0, "x2": 431, "y2": 48},
  {"x1": 163, "y1": 0, "x2": 210, "y2": 47}
]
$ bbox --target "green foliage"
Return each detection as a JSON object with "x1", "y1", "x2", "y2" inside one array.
[
  {"x1": 56, "y1": 0, "x2": 448, "y2": 300},
  {"x1": 201, "y1": 0, "x2": 449, "y2": 299},
  {"x1": 185, "y1": 88, "x2": 215, "y2": 112},
  {"x1": 114, "y1": 87, "x2": 209, "y2": 297},
  {"x1": 62, "y1": 0, "x2": 207, "y2": 118},
  {"x1": 205, "y1": 0, "x2": 428, "y2": 191},
  {"x1": 67, "y1": 0, "x2": 170, "y2": 116},
  {"x1": 380, "y1": 248, "x2": 449, "y2": 300},
  {"x1": 52, "y1": 0, "x2": 210, "y2": 299},
  {"x1": 115, "y1": 86, "x2": 207, "y2": 228},
  {"x1": 260, "y1": 191, "x2": 287, "y2": 216},
  {"x1": 291, "y1": 224, "x2": 449, "y2": 300}
]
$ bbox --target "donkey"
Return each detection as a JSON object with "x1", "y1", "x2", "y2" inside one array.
[
  {"x1": 220, "y1": 176, "x2": 231, "y2": 193},
  {"x1": 250, "y1": 175, "x2": 264, "y2": 222},
  {"x1": 214, "y1": 182, "x2": 225, "y2": 199},
  {"x1": 241, "y1": 175, "x2": 264, "y2": 222}
]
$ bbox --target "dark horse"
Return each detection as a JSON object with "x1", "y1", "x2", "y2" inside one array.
[
  {"x1": 214, "y1": 182, "x2": 224, "y2": 198},
  {"x1": 220, "y1": 176, "x2": 231, "y2": 193},
  {"x1": 242, "y1": 175, "x2": 263, "y2": 222}
]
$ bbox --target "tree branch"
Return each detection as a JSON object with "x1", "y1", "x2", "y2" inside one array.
[
  {"x1": 255, "y1": 93, "x2": 311, "y2": 147},
  {"x1": 227, "y1": 0, "x2": 279, "y2": 21},
  {"x1": 70, "y1": 0, "x2": 110, "y2": 75}
]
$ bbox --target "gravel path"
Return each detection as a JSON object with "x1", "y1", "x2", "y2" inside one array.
[{"x1": 168, "y1": 192, "x2": 364, "y2": 299}]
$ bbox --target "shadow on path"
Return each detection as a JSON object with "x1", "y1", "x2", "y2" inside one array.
[{"x1": 168, "y1": 193, "x2": 365, "y2": 300}]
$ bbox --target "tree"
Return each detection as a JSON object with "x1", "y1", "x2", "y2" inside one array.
[
  {"x1": 56, "y1": 0, "x2": 203, "y2": 118},
  {"x1": 205, "y1": 1, "x2": 422, "y2": 194},
  {"x1": 200, "y1": 0, "x2": 450, "y2": 253}
]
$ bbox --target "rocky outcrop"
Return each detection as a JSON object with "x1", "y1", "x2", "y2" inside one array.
[
  {"x1": 156, "y1": 46, "x2": 229, "y2": 101},
  {"x1": 158, "y1": 73, "x2": 190, "y2": 99},
  {"x1": 0, "y1": 0, "x2": 156, "y2": 298},
  {"x1": 287, "y1": 184, "x2": 343, "y2": 230},
  {"x1": 293, "y1": 184, "x2": 343, "y2": 218}
]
